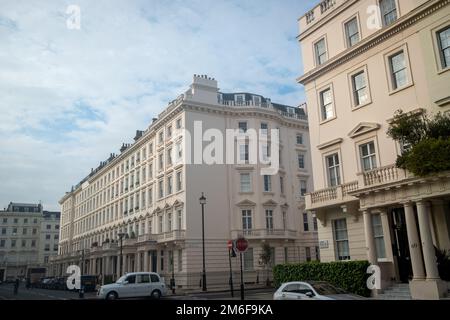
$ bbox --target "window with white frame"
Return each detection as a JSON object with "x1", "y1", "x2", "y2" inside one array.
[
  {"x1": 176, "y1": 171, "x2": 182, "y2": 191},
  {"x1": 359, "y1": 141, "x2": 377, "y2": 171},
  {"x1": 333, "y1": 219, "x2": 350, "y2": 260},
  {"x1": 300, "y1": 179, "x2": 307, "y2": 196},
  {"x1": 265, "y1": 209, "x2": 274, "y2": 231},
  {"x1": 351, "y1": 70, "x2": 369, "y2": 106},
  {"x1": 240, "y1": 173, "x2": 252, "y2": 192},
  {"x1": 177, "y1": 209, "x2": 182, "y2": 230},
  {"x1": 296, "y1": 134, "x2": 303, "y2": 145},
  {"x1": 158, "y1": 180, "x2": 164, "y2": 198},
  {"x1": 167, "y1": 148, "x2": 172, "y2": 166},
  {"x1": 380, "y1": 0, "x2": 397, "y2": 27},
  {"x1": 167, "y1": 175, "x2": 173, "y2": 195},
  {"x1": 282, "y1": 211, "x2": 287, "y2": 230},
  {"x1": 314, "y1": 38, "x2": 327, "y2": 65},
  {"x1": 243, "y1": 248, "x2": 254, "y2": 270},
  {"x1": 238, "y1": 121, "x2": 248, "y2": 133},
  {"x1": 305, "y1": 247, "x2": 311, "y2": 262},
  {"x1": 437, "y1": 26, "x2": 450, "y2": 69},
  {"x1": 298, "y1": 153, "x2": 305, "y2": 169},
  {"x1": 319, "y1": 87, "x2": 334, "y2": 121},
  {"x1": 303, "y1": 212, "x2": 309, "y2": 231},
  {"x1": 389, "y1": 50, "x2": 408, "y2": 90},
  {"x1": 167, "y1": 212, "x2": 172, "y2": 232},
  {"x1": 242, "y1": 210, "x2": 252, "y2": 232},
  {"x1": 176, "y1": 142, "x2": 182, "y2": 160},
  {"x1": 326, "y1": 153, "x2": 341, "y2": 187},
  {"x1": 344, "y1": 17, "x2": 360, "y2": 47},
  {"x1": 235, "y1": 94, "x2": 245, "y2": 105},
  {"x1": 260, "y1": 122, "x2": 268, "y2": 135},
  {"x1": 263, "y1": 175, "x2": 271, "y2": 192},
  {"x1": 239, "y1": 143, "x2": 249, "y2": 163},
  {"x1": 372, "y1": 214, "x2": 386, "y2": 259}
]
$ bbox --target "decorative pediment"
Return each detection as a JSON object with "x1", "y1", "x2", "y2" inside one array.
[
  {"x1": 317, "y1": 138, "x2": 343, "y2": 150},
  {"x1": 262, "y1": 199, "x2": 278, "y2": 207},
  {"x1": 236, "y1": 199, "x2": 256, "y2": 207},
  {"x1": 173, "y1": 200, "x2": 184, "y2": 207},
  {"x1": 154, "y1": 206, "x2": 162, "y2": 213},
  {"x1": 348, "y1": 122, "x2": 380, "y2": 138},
  {"x1": 280, "y1": 203, "x2": 289, "y2": 208},
  {"x1": 164, "y1": 203, "x2": 171, "y2": 210}
]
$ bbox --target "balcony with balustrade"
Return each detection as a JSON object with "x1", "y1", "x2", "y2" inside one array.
[
  {"x1": 306, "y1": 181, "x2": 359, "y2": 211},
  {"x1": 230, "y1": 229, "x2": 298, "y2": 240},
  {"x1": 305, "y1": 164, "x2": 433, "y2": 211},
  {"x1": 154, "y1": 230, "x2": 186, "y2": 243}
]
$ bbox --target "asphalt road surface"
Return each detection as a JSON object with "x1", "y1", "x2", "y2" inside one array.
[{"x1": 0, "y1": 283, "x2": 275, "y2": 300}]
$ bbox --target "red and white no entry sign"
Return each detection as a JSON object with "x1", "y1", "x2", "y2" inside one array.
[{"x1": 235, "y1": 237, "x2": 248, "y2": 253}]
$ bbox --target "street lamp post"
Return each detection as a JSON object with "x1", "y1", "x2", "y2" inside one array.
[
  {"x1": 118, "y1": 232, "x2": 126, "y2": 278},
  {"x1": 199, "y1": 193, "x2": 207, "y2": 292}
]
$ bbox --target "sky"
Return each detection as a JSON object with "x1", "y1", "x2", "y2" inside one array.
[{"x1": 0, "y1": 0, "x2": 316, "y2": 211}]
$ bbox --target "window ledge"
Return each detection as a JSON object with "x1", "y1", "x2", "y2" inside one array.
[
  {"x1": 351, "y1": 100, "x2": 373, "y2": 111},
  {"x1": 388, "y1": 82, "x2": 414, "y2": 96},
  {"x1": 319, "y1": 116, "x2": 337, "y2": 125}
]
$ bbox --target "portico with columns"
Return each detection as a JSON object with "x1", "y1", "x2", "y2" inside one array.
[{"x1": 308, "y1": 169, "x2": 450, "y2": 299}]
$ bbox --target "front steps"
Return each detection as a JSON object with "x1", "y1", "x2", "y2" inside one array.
[{"x1": 376, "y1": 283, "x2": 412, "y2": 300}]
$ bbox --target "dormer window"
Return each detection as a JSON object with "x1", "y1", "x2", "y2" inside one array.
[
  {"x1": 235, "y1": 94, "x2": 245, "y2": 105},
  {"x1": 252, "y1": 95, "x2": 261, "y2": 105}
]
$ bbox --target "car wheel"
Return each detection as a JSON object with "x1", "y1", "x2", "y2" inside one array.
[
  {"x1": 106, "y1": 291, "x2": 118, "y2": 300},
  {"x1": 151, "y1": 290, "x2": 161, "y2": 300}
]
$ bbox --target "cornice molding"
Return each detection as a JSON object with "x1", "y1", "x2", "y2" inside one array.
[{"x1": 298, "y1": 0, "x2": 449, "y2": 85}]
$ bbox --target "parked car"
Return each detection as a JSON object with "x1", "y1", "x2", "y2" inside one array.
[
  {"x1": 80, "y1": 275, "x2": 98, "y2": 292},
  {"x1": 97, "y1": 272, "x2": 167, "y2": 300},
  {"x1": 273, "y1": 281, "x2": 366, "y2": 300}
]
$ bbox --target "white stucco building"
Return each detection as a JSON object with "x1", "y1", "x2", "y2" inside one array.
[
  {"x1": 0, "y1": 202, "x2": 60, "y2": 281},
  {"x1": 298, "y1": 0, "x2": 450, "y2": 299},
  {"x1": 50, "y1": 75, "x2": 318, "y2": 289}
]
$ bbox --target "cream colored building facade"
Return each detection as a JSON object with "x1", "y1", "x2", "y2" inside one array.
[
  {"x1": 50, "y1": 75, "x2": 318, "y2": 289},
  {"x1": 0, "y1": 203, "x2": 60, "y2": 281},
  {"x1": 299, "y1": 0, "x2": 450, "y2": 299}
]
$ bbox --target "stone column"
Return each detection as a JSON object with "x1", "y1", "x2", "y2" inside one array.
[
  {"x1": 416, "y1": 201, "x2": 440, "y2": 280},
  {"x1": 137, "y1": 252, "x2": 142, "y2": 272},
  {"x1": 380, "y1": 210, "x2": 394, "y2": 262},
  {"x1": 363, "y1": 211, "x2": 377, "y2": 265},
  {"x1": 431, "y1": 200, "x2": 450, "y2": 251},
  {"x1": 143, "y1": 251, "x2": 148, "y2": 272},
  {"x1": 404, "y1": 202, "x2": 425, "y2": 280},
  {"x1": 122, "y1": 255, "x2": 127, "y2": 274}
]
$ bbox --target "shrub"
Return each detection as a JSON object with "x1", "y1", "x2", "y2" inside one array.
[
  {"x1": 398, "y1": 138, "x2": 450, "y2": 176},
  {"x1": 387, "y1": 110, "x2": 450, "y2": 176},
  {"x1": 273, "y1": 260, "x2": 371, "y2": 297}
]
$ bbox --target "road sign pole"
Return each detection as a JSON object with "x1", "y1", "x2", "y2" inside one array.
[
  {"x1": 228, "y1": 249, "x2": 234, "y2": 298},
  {"x1": 240, "y1": 252, "x2": 244, "y2": 300}
]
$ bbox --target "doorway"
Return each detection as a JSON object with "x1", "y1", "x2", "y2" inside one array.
[
  {"x1": 150, "y1": 250, "x2": 157, "y2": 272},
  {"x1": 391, "y1": 208, "x2": 413, "y2": 283}
]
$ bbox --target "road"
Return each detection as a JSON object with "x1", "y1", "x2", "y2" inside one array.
[{"x1": 0, "y1": 283, "x2": 275, "y2": 300}]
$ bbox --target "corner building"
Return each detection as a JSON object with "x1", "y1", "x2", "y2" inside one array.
[
  {"x1": 298, "y1": 0, "x2": 450, "y2": 299},
  {"x1": 51, "y1": 75, "x2": 318, "y2": 290}
]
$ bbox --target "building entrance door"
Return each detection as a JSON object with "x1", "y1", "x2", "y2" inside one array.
[
  {"x1": 150, "y1": 251, "x2": 157, "y2": 272},
  {"x1": 0, "y1": 269, "x2": 4, "y2": 281},
  {"x1": 391, "y1": 208, "x2": 413, "y2": 283}
]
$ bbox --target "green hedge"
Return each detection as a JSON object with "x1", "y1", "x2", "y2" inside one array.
[{"x1": 273, "y1": 260, "x2": 371, "y2": 297}]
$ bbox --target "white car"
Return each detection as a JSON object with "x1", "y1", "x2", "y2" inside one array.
[
  {"x1": 98, "y1": 272, "x2": 167, "y2": 300},
  {"x1": 273, "y1": 281, "x2": 365, "y2": 300}
]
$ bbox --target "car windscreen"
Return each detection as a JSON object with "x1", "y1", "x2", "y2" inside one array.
[{"x1": 311, "y1": 283, "x2": 347, "y2": 295}]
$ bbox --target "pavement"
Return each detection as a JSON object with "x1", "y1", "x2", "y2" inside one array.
[{"x1": 0, "y1": 283, "x2": 275, "y2": 300}]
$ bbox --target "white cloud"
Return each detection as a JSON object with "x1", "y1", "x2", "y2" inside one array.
[{"x1": 0, "y1": 0, "x2": 314, "y2": 210}]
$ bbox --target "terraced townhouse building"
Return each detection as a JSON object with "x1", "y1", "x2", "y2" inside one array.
[
  {"x1": 298, "y1": 0, "x2": 450, "y2": 299},
  {"x1": 50, "y1": 75, "x2": 318, "y2": 289}
]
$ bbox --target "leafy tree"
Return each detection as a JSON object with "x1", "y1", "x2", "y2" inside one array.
[{"x1": 387, "y1": 110, "x2": 450, "y2": 176}]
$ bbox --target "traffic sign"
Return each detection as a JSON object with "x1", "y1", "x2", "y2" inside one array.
[
  {"x1": 235, "y1": 237, "x2": 248, "y2": 253},
  {"x1": 227, "y1": 240, "x2": 233, "y2": 250}
]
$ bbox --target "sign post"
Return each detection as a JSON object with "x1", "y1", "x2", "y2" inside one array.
[
  {"x1": 227, "y1": 240, "x2": 235, "y2": 298},
  {"x1": 235, "y1": 237, "x2": 248, "y2": 301}
]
